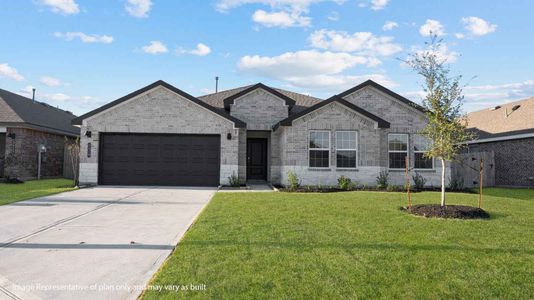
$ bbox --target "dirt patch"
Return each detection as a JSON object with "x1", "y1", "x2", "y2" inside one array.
[{"x1": 402, "y1": 204, "x2": 490, "y2": 219}]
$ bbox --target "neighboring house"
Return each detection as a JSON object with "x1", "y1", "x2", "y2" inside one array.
[
  {"x1": 466, "y1": 97, "x2": 534, "y2": 187},
  {"x1": 73, "y1": 80, "x2": 447, "y2": 187},
  {"x1": 0, "y1": 88, "x2": 79, "y2": 180}
]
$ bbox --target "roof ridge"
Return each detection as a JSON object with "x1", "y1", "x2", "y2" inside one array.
[
  {"x1": 468, "y1": 96, "x2": 534, "y2": 114},
  {"x1": 197, "y1": 84, "x2": 255, "y2": 99}
]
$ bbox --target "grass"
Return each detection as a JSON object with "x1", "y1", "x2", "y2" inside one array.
[
  {"x1": 0, "y1": 178, "x2": 77, "y2": 205},
  {"x1": 142, "y1": 188, "x2": 534, "y2": 299}
]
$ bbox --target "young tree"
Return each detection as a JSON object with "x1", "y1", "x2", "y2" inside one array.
[{"x1": 406, "y1": 36, "x2": 474, "y2": 207}]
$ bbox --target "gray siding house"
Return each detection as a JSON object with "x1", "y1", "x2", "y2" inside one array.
[{"x1": 73, "y1": 80, "x2": 447, "y2": 187}]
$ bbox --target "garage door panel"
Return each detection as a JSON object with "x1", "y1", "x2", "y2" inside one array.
[{"x1": 100, "y1": 134, "x2": 220, "y2": 186}]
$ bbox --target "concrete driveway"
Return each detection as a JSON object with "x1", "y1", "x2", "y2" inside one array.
[{"x1": 0, "y1": 186, "x2": 216, "y2": 300}]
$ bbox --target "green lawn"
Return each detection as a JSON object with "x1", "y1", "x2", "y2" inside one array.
[
  {"x1": 0, "y1": 179, "x2": 76, "y2": 205},
  {"x1": 143, "y1": 188, "x2": 534, "y2": 299}
]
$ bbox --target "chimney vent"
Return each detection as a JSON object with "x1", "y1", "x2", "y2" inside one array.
[
  {"x1": 32, "y1": 88, "x2": 36, "y2": 102},
  {"x1": 215, "y1": 76, "x2": 219, "y2": 93}
]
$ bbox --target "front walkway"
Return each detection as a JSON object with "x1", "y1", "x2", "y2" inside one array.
[{"x1": 0, "y1": 186, "x2": 216, "y2": 300}]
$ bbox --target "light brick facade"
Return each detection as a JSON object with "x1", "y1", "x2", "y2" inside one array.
[
  {"x1": 79, "y1": 86, "x2": 240, "y2": 185},
  {"x1": 77, "y1": 82, "x2": 449, "y2": 187}
]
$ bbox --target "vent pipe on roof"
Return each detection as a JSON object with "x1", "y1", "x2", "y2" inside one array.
[
  {"x1": 215, "y1": 76, "x2": 219, "y2": 93},
  {"x1": 32, "y1": 88, "x2": 36, "y2": 102}
]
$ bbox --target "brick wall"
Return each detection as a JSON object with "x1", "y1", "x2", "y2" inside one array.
[
  {"x1": 274, "y1": 86, "x2": 449, "y2": 187},
  {"x1": 467, "y1": 138, "x2": 534, "y2": 187},
  {"x1": 3, "y1": 127, "x2": 69, "y2": 179},
  {"x1": 230, "y1": 89, "x2": 289, "y2": 131},
  {"x1": 79, "y1": 86, "x2": 240, "y2": 185}
]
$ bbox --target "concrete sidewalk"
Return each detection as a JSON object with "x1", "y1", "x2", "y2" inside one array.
[{"x1": 0, "y1": 186, "x2": 216, "y2": 300}]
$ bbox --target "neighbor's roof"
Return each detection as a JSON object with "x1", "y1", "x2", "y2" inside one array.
[
  {"x1": 467, "y1": 96, "x2": 534, "y2": 141},
  {"x1": 0, "y1": 88, "x2": 79, "y2": 136},
  {"x1": 198, "y1": 84, "x2": 322, "y2": 114}
]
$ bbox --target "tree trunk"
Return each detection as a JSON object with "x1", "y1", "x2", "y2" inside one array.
[{"x1": 440, "y1": 158, "x2": 446, "y2": 207}]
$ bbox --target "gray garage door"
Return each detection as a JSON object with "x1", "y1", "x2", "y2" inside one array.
[{"x1": 99, "y1": 133, "x2": 220, "y2": 186}]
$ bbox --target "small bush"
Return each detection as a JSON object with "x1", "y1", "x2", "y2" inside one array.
[
  {"x1": 287, "y1": 170, "x2": 300, "y2": 191},
  {"x1": 412, "y1": 172, "x2": 427, "y2": 190},
  {"x1": 228, "y1": 172, "x2": 240, "y2": 187},
  {"x1": 376, "y1": 171, "x2": 390, "y2": 189},
  {"x1": 449, "y1": 175, "x2": 464, "y2": 191},
  {"x1": 337, "y1": 175, "x2": 355, "y2": 191}
]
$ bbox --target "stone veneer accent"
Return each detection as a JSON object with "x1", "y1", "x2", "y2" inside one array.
[
  {"x1": 79, "y1": 86, "x2": 239, "y2": 185},
  {"x1": 3, "y1": 127, "x2": 69, "y2": 179},
  {"x1": 467, "y1": 138, "x2": 534, "y2": 187}
]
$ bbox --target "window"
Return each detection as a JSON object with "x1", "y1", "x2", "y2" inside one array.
[
  {"x1": 309, "y1": 131, "x2": 330, "y2": 168},
  {"x1": 336, "y1": 131, "x2": 357, "y2": 168},
  {"x1": 388, "y1": 134, "x2": 408, "y2": 169},
  {"x1": 414, "y1": 135, "x2": 433, "y2": 169}
]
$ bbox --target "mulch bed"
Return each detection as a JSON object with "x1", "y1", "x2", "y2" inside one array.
[{"x1": 402, "y1": 204, "x2": 490, "y2": 219}]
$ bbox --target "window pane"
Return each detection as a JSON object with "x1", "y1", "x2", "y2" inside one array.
[
  {"x1": 310, "y1": 132, "x2": 329, "y2": 149},
  {"x1": 414, "y1": 135, "x2": 431, "y2": 152},
  {"x1": 337, "y1": 150, "x2": 356, "y2": 168},
  {"x1": 415, "y1": 153, "x2": 433, "y2": 169},
  {"x1": 336, "y1": 131, "x2": 356, "y2": 149},
  {"x1": 389, "y1": 152, "x2": 407, "y2": 169},
  {"x1": 310, "y1": 150, "x2": 329, "y2": 168},
  {"x1": 388, "y1": 134, "x2": 408, "y2": 151}
]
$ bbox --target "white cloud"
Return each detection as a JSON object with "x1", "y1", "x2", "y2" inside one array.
[
  {"x1": 0, "y1": 63, "x2": 24, "y2": 81},
  {"x1": 125, "y1": 0, "x2": 153, "y2": 18},
  {"x1": 406, "y1": 80, "x2": 534, "y2": 112},
  {"x1": 309, "y1": 29, "x2": 402, "y2": 57},
  {"x1": 142, "y1": 41, "x2": 168, "y2": 54},
  {"x1": 239, "y1": 50, "x2": 368, "y2": 77},
  {"x1": 54, "y1": 32, "x2": 114, "y2": 43},
  {"x1": 237, "y1": 50, "x2": 397, "y2": 91},
  {"x1": 176, "y1": 43, "x2": 212, "y2": 56},
  {"x1": 327, "y1": 11, "x2": 339, "y2": 21},
  {"x1": 215, "y1": 0, "x2": 345, "y2": 27},
  {"x1": 190, "y1": 43, "x2": 212, "y2": 56},
  {"x1": 419, "y1": 19, "x2": 446, "y2": 37},
  {"x1": 455, "y1": 33, "x2": 465, "y2": 39},
  {"x1": 40, "y1": 76, "x2": 61, "y2": 87},
  {"x1": 39, "y1": 0, "x2": 79, "y2": 15},
  {"x1": 252, "y1": 9, "x2": 311, "y2": 27},
  {"x1": 370, "y1": 0, "x2": 389, "y2": 10},
  {"x1": 411, "y1": 43, "x2": 458, "y2": 64},
  {"x1": 462, "y1": 16, "x2": 497, "y2": 36},
  {"x1": 382, "y1": 21, "x2": 398, "y2": 31}
]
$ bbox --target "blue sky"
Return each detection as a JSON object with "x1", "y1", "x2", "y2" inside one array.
[{"x1": 0, "y1": 0, "x2": 533, "y2": 115}]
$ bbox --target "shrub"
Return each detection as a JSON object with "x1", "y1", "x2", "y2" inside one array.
[
  {"x1": 376, "y1": 171, "x2": 390, "y2": 189},
  {"x1": 228, "y1": 172, "x2": 240, "y2": 187},
  {"x1": 412, "y1": 172, "x2": 427, "y2": 190},
  {"x1": 449, "y1": 175, "x2": 464, "y2": 191},
  {"x1": 337, "y1": 175, "x2": 354, "y2": 191},
  {"x1": 287, "y1": 170, "x2": 300, "y2": 191}
]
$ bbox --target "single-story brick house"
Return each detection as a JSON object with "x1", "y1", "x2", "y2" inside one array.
[
  {"x1": 72, "y1": 80, "x2": 447, "y2": 187},
  {"x1": 466, "y1": 97, "x2": 534, "y2": 187},
  {"x1": 0, "y1": 88, "x2": 79, "y2": 180}
]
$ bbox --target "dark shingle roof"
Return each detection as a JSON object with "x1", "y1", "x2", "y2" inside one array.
[
  {"x1": 0, "y1": 88, "x2": 79, "y2": 136},
  {"x1": 198, "y1": 84, "x2": 322, "y2": 114},
  {"x1": 467, "y1": 96, "x2": 534, "y2": 140}
]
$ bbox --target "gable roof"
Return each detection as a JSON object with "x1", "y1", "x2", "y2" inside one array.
[
  {"x1": 337, "y1": 80, "x2": 427, "y2": 113},
  {"x1": 466, "y1": 96, "x2": 534, "y2": 141},
  {"x1": 274, "y1": 95, "x2": 390, "y2": 130},
  {"x1": 72, "y1": 80, "x2": 246, "y2": 128},
  {"x1": 0, "y1": 88, "x2": 79, "y2": 136},
  {"x1": 221, "y1": 83, "x2": 296, "y2": 110},
  {"x1": 198, "y1": 84, "x2": 322, "y2": 114}
]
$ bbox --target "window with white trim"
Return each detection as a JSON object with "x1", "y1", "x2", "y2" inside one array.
[
  {"x1": 414, "y1": 135, "x2": 433, "y2": 169},
  {"x1": 388, "y1": 133, "x2": 408, "y2": 169},
  {"x1": 336, "y1": 131, "x2": 357, "y2": 168},
  {"x1": 309, "y1": 131, "x2": 330, "y2": 168}
]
